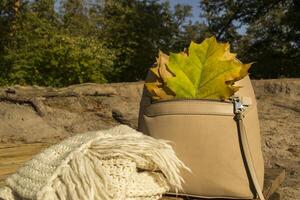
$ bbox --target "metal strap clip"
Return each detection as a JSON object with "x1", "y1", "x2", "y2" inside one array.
[{"x1": 231, "y1": 96, "x2": 245, "y2": 114}]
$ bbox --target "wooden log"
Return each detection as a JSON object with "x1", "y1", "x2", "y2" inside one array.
[
  {"x1": 0, "y1": 143, "x2": 50, "y2": 187},
  {"x1": 0, "y1": 96, "x2": 45, "y2": 117}
]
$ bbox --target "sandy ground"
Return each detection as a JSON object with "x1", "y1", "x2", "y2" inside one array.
[{"x1": 0, "y1": 79, "x2": 299, "y2": 200}]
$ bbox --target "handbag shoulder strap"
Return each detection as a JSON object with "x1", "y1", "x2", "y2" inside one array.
[
  {"x1": 234, "y1": 97, "x2": 285, "y2": 200},
  {"x1": 236, "y1": 111, "x2": 266, "y2": 200}
]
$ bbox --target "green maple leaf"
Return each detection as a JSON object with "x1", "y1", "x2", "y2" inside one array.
[{"x1": 165, "y1": 37, "x2": 251, "y2": 99}]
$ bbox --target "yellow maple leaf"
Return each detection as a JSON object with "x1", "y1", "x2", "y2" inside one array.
[{"x1": 146, "y1": 37, "x2": 252, "y2": 100}]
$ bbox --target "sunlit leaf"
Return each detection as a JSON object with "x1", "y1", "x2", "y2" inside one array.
[{"x1": 146, "y1": 37, "x2": 252, "y2": 100}]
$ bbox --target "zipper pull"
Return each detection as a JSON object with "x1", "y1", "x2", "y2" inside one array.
[{"x1": 231, "y1": 96, "x2": 245, "y2": 114}]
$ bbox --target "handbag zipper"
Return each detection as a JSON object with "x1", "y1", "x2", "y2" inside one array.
[
  {"x1": 150, "y1": 97, "x2": 246, "y2": 112},
  {"x1": 150, "y1": 98, "x2": 232, "y2": 105},
  {"x1": 145, "y1": 97, "x2": 243, "y2": 117},
  {"x1": 146, "y1": 96, "x2": 247, "y2": 117}
]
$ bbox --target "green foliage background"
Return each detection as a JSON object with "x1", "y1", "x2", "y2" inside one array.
[{"x1": 0, "y1": 0, "x2": 299, "y2": 87}]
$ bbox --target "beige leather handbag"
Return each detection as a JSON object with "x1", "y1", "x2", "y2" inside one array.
[{"x1": 138, "y1": 72, "x2": 266, "y2": 199}]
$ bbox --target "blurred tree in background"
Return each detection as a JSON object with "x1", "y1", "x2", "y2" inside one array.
[
  {"x1": 0, "y1": 0, "x2": 115, "y2": 86},
  {"x1": 97, "y1": 0, "x2": 192, "y2": 81},
  {"x1": 197, "y1": 0, "x2": 300, "y2": 78},
  {"x1": 0, "y1": 0, "x2": 299, "y2": 87}
]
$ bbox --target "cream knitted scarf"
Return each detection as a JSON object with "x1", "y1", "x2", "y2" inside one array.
[{"x1": 0, "y1": 125, "x2": 187, "y2": 200}]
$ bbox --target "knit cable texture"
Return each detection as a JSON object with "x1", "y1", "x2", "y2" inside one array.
[{"x1": 0, "y1": 125, "x2": 187, "y2": 200}]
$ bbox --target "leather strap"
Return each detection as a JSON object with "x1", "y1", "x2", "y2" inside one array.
[{"x1": 236, "y1": 112, "x2": 266, "y2": 200}]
